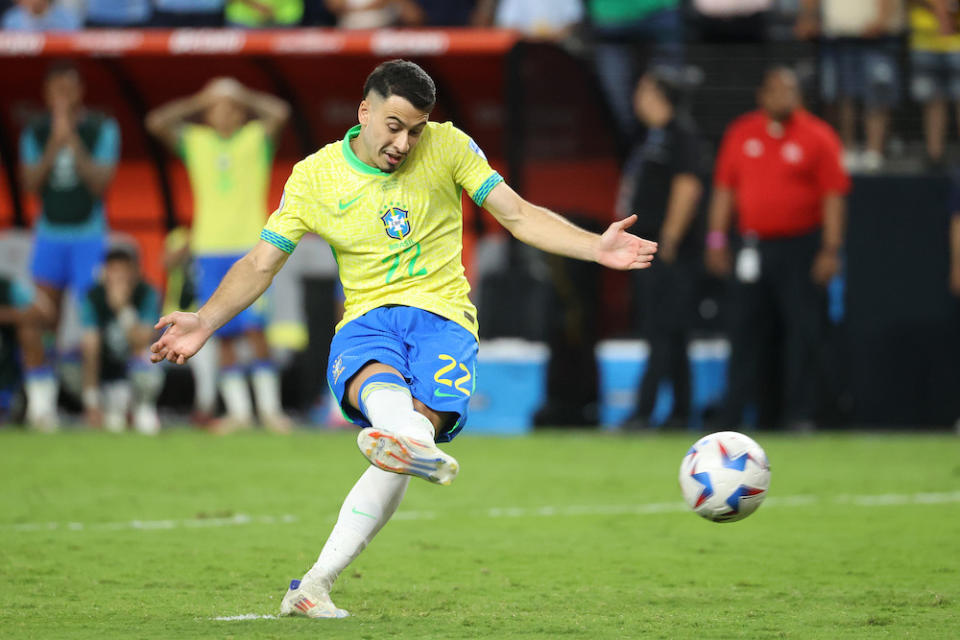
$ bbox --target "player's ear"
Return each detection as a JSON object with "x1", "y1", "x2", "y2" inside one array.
[{"x1": 357, "y1": 100, "x2": 370, "y2": 126}]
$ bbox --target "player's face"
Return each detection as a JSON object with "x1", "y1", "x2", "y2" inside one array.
[
  {"x1": 103, "y1": 259, "x2": 136, "y2": 300},
  {"x1": 205, "y1": 97, "x2": 246, "y2": 137},
  {"x1": 357, "y1": 93, "x2": 429, "y2": 172},
  {"x1": 44, "y1": 71, "x2": 83, "y2": 112},
  {"x1": 759, "y1": 71, "x2": 800, "y2": 122}
]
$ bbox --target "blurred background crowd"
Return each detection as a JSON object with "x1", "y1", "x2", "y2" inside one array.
[{"x1": 0, "y1": 0, "x2": 957, "y2": 435}]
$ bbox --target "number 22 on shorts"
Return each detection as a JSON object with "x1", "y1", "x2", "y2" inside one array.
[{"x1": 433, "y1": 354, "x2": 471, "y2": 397}]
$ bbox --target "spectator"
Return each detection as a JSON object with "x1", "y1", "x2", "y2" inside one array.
[
  {"x1": 908, "y1": 0, "x2": 960, "y2": 166},
  {"x1": 145, "y1": 78, "x2": 291, "y2": 432},
  {"x1": 797, "y1": 0, "x2": 904, "y2": 172},
  {"x1": 477, "y1": 0, "x2": 584, "y2": 41},
  {"x1": 950, "y1": 172, "x2": 960, "y2": 296},
  {"x1": 692, "y1": 0, "x2": 773, "y2": 42},
  {"x1": 414, "y1": 0, "x2": 476, "y2": 26},
  {"x1": 2, "y1": 0, "x2": 80, "y2": 30},
  {"x1": 80, "y1": 246, "x2": 163, "y2": 435},
  {"x1": 83, "y1": 0, "x2": 152, "y2": 27},
  {"x1": 152, "y1": 0, "x2": 224, "y2": 27},
  {"x1": 706, "y1": 67, "x2": 850, "y2": 431},
  {"x1": 617, "y1": 69, "x2": 704, "y2": 431},
  {"x1": 323, "y1": 0, "x2": 423, "y2": 29},
  {"x1": 18, "y1": 61, "x2": 120, "y2": 431},
  {"x1": 0, "y1": 274, "x2": 33, "y2": 423},
  {"x1": 225, "y1": 0, "x2": 303, "y2": 27},
  {"x1": 586, "y1": 0, "x2": 684, "y2": 146}
]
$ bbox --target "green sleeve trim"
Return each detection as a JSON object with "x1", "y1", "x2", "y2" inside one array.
[
  {"x1": 260, "y1": 228, "x2": 296, "y2": 254},
  {"x1": 471, "y1": 172, "x2": 503, "y2": 207}
]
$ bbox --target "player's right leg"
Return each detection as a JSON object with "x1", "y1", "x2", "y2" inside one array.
[
  {"x1": 350, "y1": 363, "x2": 459, "y2": 486},
  {"x1": 23, "y1": 234, "x2": 68, "y2": 432}
]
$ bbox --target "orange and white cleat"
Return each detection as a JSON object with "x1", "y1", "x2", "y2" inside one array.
[
  {"x1": 279, "y1": 579, "x2": 348, "y2": 619},
  {"x1": 357, "y1": 427, "x2": 459, "y2": 486}
]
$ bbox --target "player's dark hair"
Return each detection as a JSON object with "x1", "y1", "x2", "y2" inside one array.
[
  {"x1": 363, "y1": 59, "x2": 436, "y2": 111},
  {"x1": 105, "y1": 245, "x2": 137, "y2": 265},
  {"x1": 762, "y1": 65, "x2": 798, "y2": 87},
  {"x1": 44, "y1": 59, "x2": 81, "y2": 83}
]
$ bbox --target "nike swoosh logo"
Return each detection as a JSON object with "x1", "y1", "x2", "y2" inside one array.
[
  {"x1": 434, "y1": 389, "x2": 463, "y2": 399},
  {"x1": 338, "y1": 194, "x2": 363, "y2": 210},
  {"x1": 351, "y1": 507, "x2": 377, "y2": 520}
]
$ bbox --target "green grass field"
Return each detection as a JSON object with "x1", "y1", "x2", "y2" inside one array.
[{"x1": 1, "y1": 428, "x2": 958, "y2": 639}]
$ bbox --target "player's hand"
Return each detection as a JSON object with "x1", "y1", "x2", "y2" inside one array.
[
  {"x1": 705, "y1": 246, "x2": 732, "y2": 278},
  {"x1": 810, "y1": 247, "x2": 841, "y2": 285},
  {"x1": 150, "y1": 311, "x2": 211, "y2": 365},
  {"x1": 596, "y1": 215, "x2": 657, "y2": 270}
]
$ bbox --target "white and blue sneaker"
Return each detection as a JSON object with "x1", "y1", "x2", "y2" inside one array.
[
  {"x1": 279, "y1": 579, "x2": 348, "y2": 619},
  {"x1": 357, "y1": 427, "x2": 459, "y2": 486}
]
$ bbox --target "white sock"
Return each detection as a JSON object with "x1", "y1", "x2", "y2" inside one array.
[
  {"x1": 360, "y1": 379, "x2": 435, "y2": 442},
  {"x1": 251, "y1": 364, "x2": 283, "y2": 419},
  {"x1": 189, "y1": 339, "x2": 218, "y2": 414},
  {"x1": 103, "y1": 381, "x2": 132, "y2": 433},
  {"x1": 304, "y1": 465, "x2": 410, "y2": 591},
  {"x1": 25, "y1": 372, "x2": 58, "y2": 424},
  {"x1": 219, "y1": 369, "x2": 253, "y2": 423}
]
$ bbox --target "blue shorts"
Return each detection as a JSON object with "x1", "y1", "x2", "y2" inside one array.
[
  {"x1": 30, "y1": 232, "x2": 105, "y2": 295},
  {"x1": 195, "y1": 254, "x2": 266, "y2": 338},
  {"x1": 820, "y1": 38, "x2": 900, "y2": 108},
  {"x1": 328, "y1": 306, "x2": 479, "y2": 443},
  {"x1": 911, "y1": 49, "x2": 960, "y2": 101}
]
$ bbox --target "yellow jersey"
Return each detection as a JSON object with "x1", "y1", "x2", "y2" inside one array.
[
  {"x1": 181, "y1": 120, "x2": 273, "y2": 254},
  {"x1": 910, "y1": 3, "x2": 960, "y2": 53},
  {"x1": 261, "y1": 122, "x2": 502, "y2": 339}
]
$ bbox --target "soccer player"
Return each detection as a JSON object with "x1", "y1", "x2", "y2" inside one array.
[
  {"x1": 146, "y1": 77, "x2": 291, "y2": 432},
  {"x1": 80, "y1": 246, "x2": 163, "y2": 434},
  {"x1": 19, "y1": 61, "x2": 120, "y2": 431},
  {"x1": 150, "y1": 60, "x2": 657, "y2": 618}
]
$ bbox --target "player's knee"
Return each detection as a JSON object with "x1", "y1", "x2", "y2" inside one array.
[{"x1": 411, "y1": 398, "x2": 452, "y2": 436}]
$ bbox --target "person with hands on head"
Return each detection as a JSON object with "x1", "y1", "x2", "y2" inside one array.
[
  {"x1": 146, "y1": 77, "x2": 291, "y2": 433},
  {"x1": 152, "y1": 59, "x2": 656, "y2": 620},
  {"x1": 706, "y1": 66, "x2": 850, "y2": 433}
]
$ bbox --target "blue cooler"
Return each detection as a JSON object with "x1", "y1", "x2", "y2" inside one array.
[
  {"x1": 596, "y1": 339, "x2": 730, "y2": 429},
  {"x1": 468, "y1": 339, "x2": 548, "y2": 435}
]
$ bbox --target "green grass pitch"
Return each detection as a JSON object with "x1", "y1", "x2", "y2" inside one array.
[{"x1": 1, "y1": 428, "x2": 958, "y2": 639}]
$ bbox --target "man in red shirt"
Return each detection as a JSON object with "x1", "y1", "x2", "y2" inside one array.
[{"x1": 706, "y1": 67, "x2": 851, "y2": 430}]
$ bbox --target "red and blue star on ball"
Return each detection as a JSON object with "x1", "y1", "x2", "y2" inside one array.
[{"x1": 686, "y1": 441, "x2": 765, "y2": 512}]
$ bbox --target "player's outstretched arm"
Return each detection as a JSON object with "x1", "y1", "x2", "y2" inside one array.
[
  {"x1": 482, "y1": 182, "x2": 657, "y2": 270},
  {"x1": 150, "y1": 240, "x2": 289, "y2": 365}
]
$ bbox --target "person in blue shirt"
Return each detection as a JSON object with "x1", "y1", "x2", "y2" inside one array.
[
  {"x1": 83, "y1": 0, "x2": 152, "y2": 28},
  {"x1": 2, "y1": 0, "x2": 81, "y2": 30},
  {"x1": 18, "y1": 61, "x2": 120, "y2": 431},
  {"x1": 152, "y1": 0, "x2": 224, "y2": 27}
]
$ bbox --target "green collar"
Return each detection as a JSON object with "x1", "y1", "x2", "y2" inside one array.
[{"x1": 341, "y1": 125, "x2": 390, "y2": 176}]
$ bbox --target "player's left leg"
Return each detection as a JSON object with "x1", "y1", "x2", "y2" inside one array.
[
  {"x1": 23, "y1": 232, "x2": 70, "y2": 432},
  {"x1": 245, "y1": 327, "x2": 291, "y2": 433},
  {"x1": 281, "y1": 310, "x2": 468, "y2": 619}
]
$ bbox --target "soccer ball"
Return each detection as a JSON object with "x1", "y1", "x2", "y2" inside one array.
[{"x1": 679, "y1": 431, "x2": 771, "y2": 523}]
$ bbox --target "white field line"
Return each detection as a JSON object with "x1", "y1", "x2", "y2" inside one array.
[
  {"x1": 3, "y1": 490, "x2": 959, "y2": 536},
  {"x1": 212, "y1": 614, "x2": 279, "y2": 621}
]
